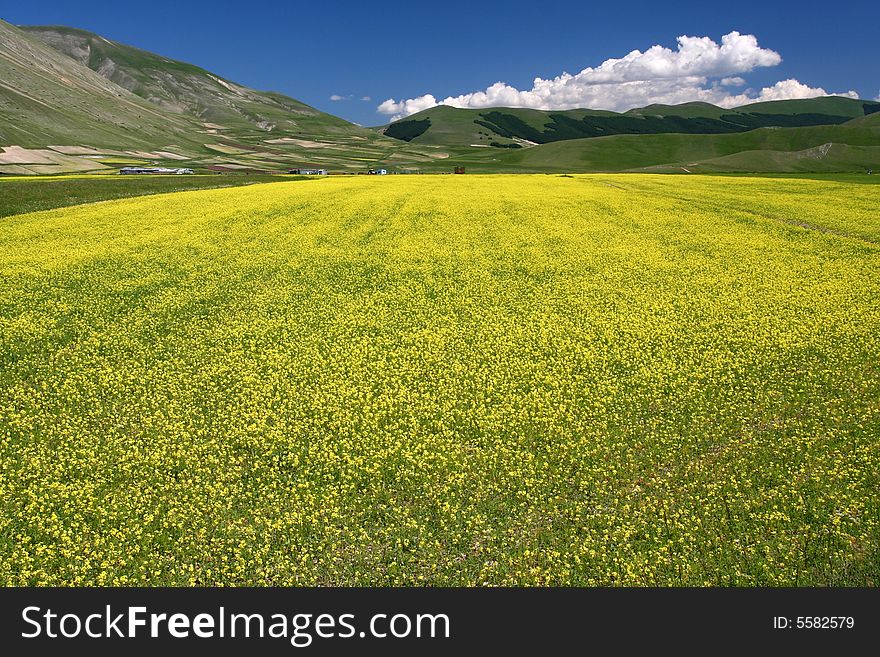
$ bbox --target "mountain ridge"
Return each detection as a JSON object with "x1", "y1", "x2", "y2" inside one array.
[
  {"x1": 383, "y1": 97, "x2": 880, "y2": 146},
  {"x1": 20, "y1": 24, "x2": 365, "y2": 139}
]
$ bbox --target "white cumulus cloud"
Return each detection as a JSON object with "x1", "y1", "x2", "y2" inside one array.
[
  {"x1": 360, "y1": 96, "x2": 372, "y2": 102},
  {"x1": 330, "y1": 94, "x2": 349, "y2": 101},
  {"x1": 378, "y1": 31, "x2": 860, "y2": 119},
  {"x1": 723, "y1": 79, "x2": 858, "y2": 105},
  {"x1": 378, "y1": 94, "x2": 439, "y2": 121}
]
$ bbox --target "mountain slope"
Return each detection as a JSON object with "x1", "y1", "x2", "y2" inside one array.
[
  {"x1": 470, "y1": 115, "x2": 880, "y2": 173},
  {"x1": 735, "y1": 96, "x2": 879, "y2": 118},
  {"x1": 1, "y1": 21, "x2": 425, "y2": 174},
  {"x1": 21, "y1": 25, "x2": 365, "y2": 141},
  {"x1": 662, "y1": 143, "x2": 880, "y2": 173},
  {"x1": 0, "y1": 19, "x2": 204, "y2": 151},
  {"x1": 384, "y1": 97, "x2": 880, "y2": 147}
]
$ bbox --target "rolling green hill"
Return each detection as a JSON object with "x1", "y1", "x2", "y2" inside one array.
[
  {"x1": 662, "y1": 143, "x2": 880, "y2": 173},
  {"x1": 447, "y1": 114, "x2": 880, "y2": 173},
  {"x1": 624, "y1": 102, "x2": 732, "y2": 119},
  {"x1": 735, "y1": 96, "x2": 878, "y2": 118},
  {"x1": 384, "y1": 98, "x2": 880, "y2": 147}
]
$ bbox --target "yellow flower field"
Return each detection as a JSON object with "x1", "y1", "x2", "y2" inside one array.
[{"x1": 0, "y1": 174, "x2": 878, "y2": 585}]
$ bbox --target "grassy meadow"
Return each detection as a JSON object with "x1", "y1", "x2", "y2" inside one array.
[
  {"x1": 0, "y1": 174, "x2": 313, "y2": 219},
  {"x1": 0, "y1": 174, "x2": 878, "y2": 585}
]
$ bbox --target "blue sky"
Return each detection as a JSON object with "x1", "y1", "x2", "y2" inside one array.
[{"x1": 3, "y1": 0, "x2": 877, "y2": 125}]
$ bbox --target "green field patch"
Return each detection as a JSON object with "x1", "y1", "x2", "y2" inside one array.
[{"x1": 0, "y1": 174, "x2": 312, "y2": 218}]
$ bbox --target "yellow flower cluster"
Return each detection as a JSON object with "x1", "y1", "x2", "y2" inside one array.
[{"x1": 0, "y1": 174, "x2": 877, "y2": 585}]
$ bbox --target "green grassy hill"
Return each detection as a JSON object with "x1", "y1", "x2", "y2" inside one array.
[
  {"x1": 449, "y1": 115, "x2": 880, "y2": 173},
  {"x1": 383, "y1": 105, "x2": 618, "y2": 146},
  {"x1": 624, "y1": 102, "x2": 732, "y2": 119},
  {"x1": 384, "y1": 98, "x2": 880, "y2": 147},
  {"x1": 664, "y1": 143, "x2": 880, "y2": 173},
  {"x1": 736, "y1": 96, "x2": 877, "y2": 117},
  {"x1": 841, "y1": 111, "x2": 880, "y2": 128}
]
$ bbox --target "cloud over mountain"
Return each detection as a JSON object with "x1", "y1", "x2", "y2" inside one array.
[
  {"x1": 731, "y1": 79, "x2": 858, "y2": 104},
  {"x1": 378, "y1": 32, "x2": 858, "y2": 120}
]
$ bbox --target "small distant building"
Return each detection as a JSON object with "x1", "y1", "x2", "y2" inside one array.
[
  {"x1": 289, "y1": 168, "x2": 327, "y2": 175},
  {"x1": 368, "y1": 169, "x2": 387, "y2": 175},
  {"x1": 120, "y1": 167, "x2": 193, "y2": 174}
]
